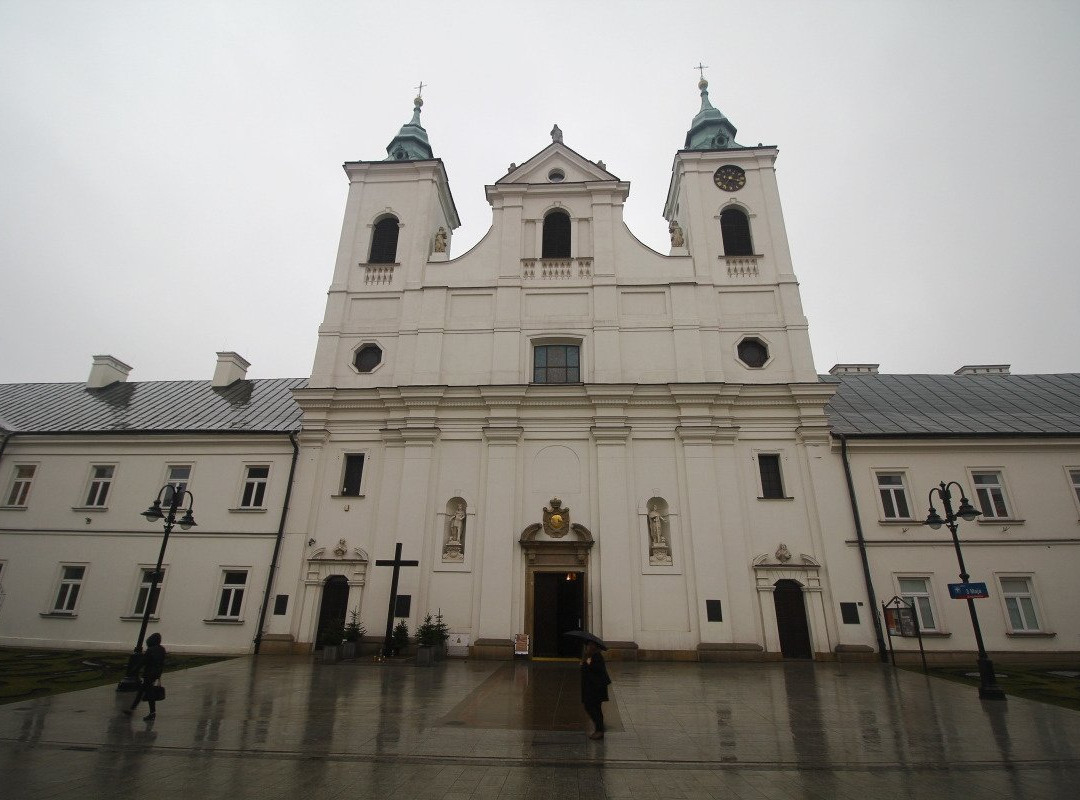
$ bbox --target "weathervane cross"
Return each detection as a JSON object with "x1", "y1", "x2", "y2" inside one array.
[
  {"x1": 415, "y1": 81, "x2": 427, "y2": 97},
  {"x1": 695, "y1": 63, "x2": 709, "y2": 80}
]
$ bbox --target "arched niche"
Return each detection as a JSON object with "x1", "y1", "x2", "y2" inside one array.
[{"x1": 442, "y1": 496, "x2": 467, "y2": 562}]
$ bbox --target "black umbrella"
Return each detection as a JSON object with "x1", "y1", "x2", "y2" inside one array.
[{"x1": 563, "y1": 630, "x2": 607, "y2": 650}]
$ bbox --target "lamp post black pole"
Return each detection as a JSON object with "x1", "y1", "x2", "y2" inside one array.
[
  {"x1": 116, "y1": 485, "x2": 196, "y2": 692},
  {"x1": 925, "y1": 481, "x2": 1005, "y2": 701}
]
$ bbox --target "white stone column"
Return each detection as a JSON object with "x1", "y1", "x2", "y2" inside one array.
[
  {"x1": 592, "y1": 425, "x2": 637, "y2": 653},
  {"x1": 473, "y1": 425, "x2": 523, "y2": 658}
]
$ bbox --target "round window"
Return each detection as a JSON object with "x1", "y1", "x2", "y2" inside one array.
[
  {"x1": 737, "y1": 338, "x2": 769, "y2": 368},
  {"x1": 354, "y1": 344, "x2": 383, "y2": 373},
  {"x1": 548, "y1": 168, "x2": 565, "y2": 183}
]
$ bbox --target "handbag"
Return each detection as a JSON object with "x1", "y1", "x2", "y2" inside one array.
[{"x1": 147, "y1": 683, "x2": 166, "y2": 701}]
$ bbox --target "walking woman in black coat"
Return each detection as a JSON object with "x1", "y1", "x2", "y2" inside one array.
[
  {"x1": 580, "y1": 640, "x2": 611, "y2": 739},
  {"x1": 123, "y1": 632, "x2": 165, "y2": 721}
]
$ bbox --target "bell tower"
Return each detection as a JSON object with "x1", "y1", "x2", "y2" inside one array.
[
  {"x1": 309, "y1": 92, "x2": 460, "y2": 388},
  {"x1": 664, "y1": 76, "x2": 817, "y2": 383}
]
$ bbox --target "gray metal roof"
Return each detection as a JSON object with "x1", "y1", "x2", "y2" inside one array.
[
  {"x1": 2, "y1": 373, "x2": 1078, "y2": 439},
  {"x1": 0, "y1": 378, "x2": 307, "y2": 435},
  {"x1": 824, "y1": 373, "x2": 1080, "y2": 437}
]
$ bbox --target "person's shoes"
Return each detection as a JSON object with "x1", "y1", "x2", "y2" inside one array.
[
  {"x1": 588, "y1": 732, "x2": 604, "y2": 740},
  {"x1": 143, "y1": 713, "x2": 156, "y2": 721},
  {"x1": 122, "y1": 709, "x2": 133, "y2": 716}
]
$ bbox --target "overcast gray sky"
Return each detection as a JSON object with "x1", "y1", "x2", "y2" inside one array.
[{"x1": 2, "y1": 0, "x2": 1078, "y2": 383}]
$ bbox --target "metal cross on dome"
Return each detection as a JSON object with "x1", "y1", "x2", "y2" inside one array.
[
  {"x1": 415, "y1": 81, "x2": 427, "y2": 98},
  {"x1": 695, "y1": 63, "x2": 709, "y2": 80}
]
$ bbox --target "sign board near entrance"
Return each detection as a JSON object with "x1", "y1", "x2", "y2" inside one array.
[
  {"x1": 884, "y1": 605, "x2": 918, "y2": 637},
  {"x1": 514, "y1": 633, "x2": 530, "y2": 656},
  {"x1": 948, "y1": 582, "x2": 989, "y2": 599}
]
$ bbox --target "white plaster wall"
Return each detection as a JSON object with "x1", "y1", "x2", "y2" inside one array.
[
  {"x1": 840, "y1": 439, "x2": 1080, "y2": 656},
  {"x1": 0, "y1": 435, "x2": 294, "y2": 653}
]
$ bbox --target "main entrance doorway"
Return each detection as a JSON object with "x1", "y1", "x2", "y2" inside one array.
[
  {"x1": 773, "y1": 579, "x2": 813, "y2": 659},
  {"x1": 531, "y1": 571, "x2": 585, "y2": 657},
  {"x1": 315, "y1": 575, "x2": 349, "y2": 647}
]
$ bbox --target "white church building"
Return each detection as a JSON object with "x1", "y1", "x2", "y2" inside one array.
[{"x1": 2, "y1": 81, "x2": 1078, "y2": 664}]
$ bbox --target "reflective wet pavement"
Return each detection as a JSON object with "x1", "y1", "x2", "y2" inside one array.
[{"x1": 1, "y1": 657, "x2": 1078, "y2": 798}]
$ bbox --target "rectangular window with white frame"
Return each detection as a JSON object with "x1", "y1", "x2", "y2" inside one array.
[
  {"x1": 897, "y1": 576, "x2": 938, "y2": 631},
  {"x1": 971, "y1": 470, "x2": 1012, "y2": 519},
  {"x1": 132, "y1": 566, "x2": 166, "y2": 617},
  {"x1": 82, "y1": 464, "x2": 115, "y2": 507},
  {"x1": 52, "y1": 564, "x2": 87, "y2": 614},
  {"x1": 215, "y1": 569, "x2": 249, "y2": 620},
  {"x1": 239, "y1": 465, "x2": 269, "y2": 508},
  {"x1": 165, "y1": 464, "x2": 192, "y2": 497},
  {"x1": 340, "y1": 453, "x2": 366, "y2": 496},
  {"x1": 532, "y1": 343, "x2": 581, "y2": 384},
  {"x1": 998, "y1": 575, "x2": 1042, "y2": 632},
  {"x1": 875, "y1": 471, "x2": 912, "y2": 519},
  {"x1": 1068, "y1": 468, "x2": 1080, "y2": 511},
  {"x1": 5, "y1": 464, "x2": 37, "y2": 507},
  {"x1": 757, "y1": 454, "x2": 786, "y2": 499}
]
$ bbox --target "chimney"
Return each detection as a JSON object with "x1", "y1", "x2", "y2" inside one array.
[
  {"x1": 954, "y1": 365, "x2": 1010, "y2": 376},
  {"x1": 213, "y1": 351, "x2": 250, "y2": 387},
  {"x1": 828, "y1": 364, "x2": 880, "y2": 375},
  {"x1": 87, "y1": 355, "x2": 132, "y2": 388}
]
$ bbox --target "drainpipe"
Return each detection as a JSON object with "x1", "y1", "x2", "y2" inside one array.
[
  {"x1": 0, "y1": 432, "x2": 10, "y2": 465},
  {"x1": 839, "y1": 433, "x2": 888, "y2": 661},
  {"x1": 254, "y1": 431, "x2": 300, "y2": 654}
]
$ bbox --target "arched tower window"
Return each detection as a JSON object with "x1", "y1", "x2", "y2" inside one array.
[
  {"x1": 542, "y1": 210, "x2": 571, "y2": 258},
  {"x1": 720, "y1": 208, "x2": 753, "y2": 256},
  {"x1": 369, "y1": 216, "x2": 400, "y2": 264}
]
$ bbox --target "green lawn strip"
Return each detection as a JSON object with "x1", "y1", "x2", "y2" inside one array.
[
  {"x1": 909, "y1": 664, "x2": 1080, "y2": 712},
  {"x1": 0, "y1": 648, "x2": 230, "y2": 704}
]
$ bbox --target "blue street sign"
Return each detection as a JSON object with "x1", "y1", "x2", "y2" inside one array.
[{"x1": 949, "y1": 582, "x2": 989, "y2": 599}]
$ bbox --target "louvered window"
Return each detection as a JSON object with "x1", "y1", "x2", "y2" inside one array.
[
  {"x1": 720, "y1": 208, "x2": 753, "y2": 256},
  {"x1": 542, "y1": 211, "x2": 571, "y2": 258},
  {"x1": 369, "y1": 217, "x2": 400, "y2": 264}
]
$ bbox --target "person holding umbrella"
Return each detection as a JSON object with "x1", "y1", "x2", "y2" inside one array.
[{"x1": 570, "y1": 631, "x2": 611, "y2": 740}]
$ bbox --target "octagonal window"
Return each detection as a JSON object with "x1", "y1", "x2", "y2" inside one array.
[
  {"x1": 353, "y1": 344, "x2": 383, "y2": 373},
  {"x1": 737, "y1": 337, "x2": 769, "y2": 368}
]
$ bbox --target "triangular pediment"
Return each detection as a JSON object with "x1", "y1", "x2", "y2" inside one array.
[{"x1": 496, "y1": 142, "x2": 620, "y2": 185}]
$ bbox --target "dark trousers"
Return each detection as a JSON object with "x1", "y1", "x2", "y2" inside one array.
[
  {"x1": 130, "y1": 678, "x2": 157, "y2": 713},
  {"x1": 584, "y1": 701, "x2": 604, "y2": 733}
]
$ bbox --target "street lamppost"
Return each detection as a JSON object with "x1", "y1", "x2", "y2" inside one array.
[
  {"x1": 116, "y1": 485, "x2": 196, "y2": 691},
  {"x1": 924, "y1": 481, "x2": 1006, "y2": 700}
]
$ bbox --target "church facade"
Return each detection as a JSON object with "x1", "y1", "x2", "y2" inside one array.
[{"x1": 2, "y1": 82, "x2": 1078, "y2": 664}]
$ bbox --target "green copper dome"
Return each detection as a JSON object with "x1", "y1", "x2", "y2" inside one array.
[
  {"x1": 385, "y1": 95, "x2": 434, "y2": 161},
  {"x1": 684, "y1": 78, "x2": 741, "y2": 151}
]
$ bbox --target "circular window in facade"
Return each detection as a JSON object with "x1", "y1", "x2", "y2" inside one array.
[
  {"x1": 548, "y1": 168, "x2": 565, "y2": 183},
  {"x1": 353, "y1": 344, "x2": 383, "y2": 373},
  {"x1": 737, "y1": 337, "x2": 769, "y2": 368}
]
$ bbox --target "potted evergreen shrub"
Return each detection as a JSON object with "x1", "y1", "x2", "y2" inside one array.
[
  {"x1": 342, "y1": 607, "x2": 365, "y2": 659},
  {"x1": 319, "y1": 625, "x2": 344, "y2": 663},
  {"x1": 416, "y1": 611, "x2": 450, "y2": 666},
  {"x1": 433, "y1": 610, "x2": 450, "y2": 661},
  {"x1": 391, "y1": 619, "x2": 410, "y2": 657}
]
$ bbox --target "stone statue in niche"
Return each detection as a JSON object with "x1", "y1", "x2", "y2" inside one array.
[
  {"x1": 433, "y1": 227, "x2": 448, "y2": 253},
  {"x1": 647, "y1": 500, "x2": 673, "y2": 566},
  {"x1": 668, "y1": 221, "x2": 685, "y2": 248},
  {"x1": 442, "y1": 500, "x2": 466, "y2": 562}
]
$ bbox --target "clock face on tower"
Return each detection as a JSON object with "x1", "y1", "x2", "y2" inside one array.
[{"x1": 714, "y1": 165, "x2": 746, "y2": 192}]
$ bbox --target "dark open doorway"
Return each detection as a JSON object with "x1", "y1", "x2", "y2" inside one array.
[
  {"x1": 315, "y1": 575, "x2": 349, "y2": 647},
  {"x1": 773, "y1": 579, "x2": 813, "y2": 659},
  {"x1": 532, "y1": 571, "x2": 585, "y2": 657}
]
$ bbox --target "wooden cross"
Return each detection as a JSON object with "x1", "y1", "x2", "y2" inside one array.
[
  {"x1": 695, "y1": 63, "x2": 709, "y2": 80},
  {"x1": 415, "y1": 81, "x2": 427, "y2": 98},
  {"x1": 375, "y1": 542, "x2": 419, "y2": 656}
]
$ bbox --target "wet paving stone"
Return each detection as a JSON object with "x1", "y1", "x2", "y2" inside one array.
[{"x1": 1, "y1": 657, "x2": 1078, "y2": 797}]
